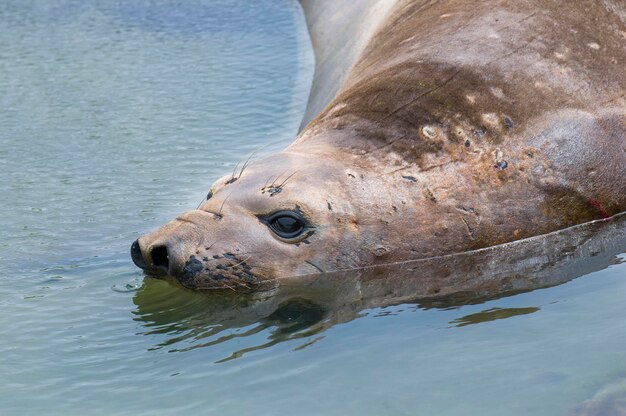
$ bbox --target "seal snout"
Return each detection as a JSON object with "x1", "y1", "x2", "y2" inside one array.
[
  {"x1": 131, "y1": 238, "x2": 184, "y2": 278},
  {"x1": 130, "y1": 239, "x2": 147, "y2": 269}
]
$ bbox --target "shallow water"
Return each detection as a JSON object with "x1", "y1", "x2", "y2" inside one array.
[{"x1": 1, "y1": 1, "x2": 625, "y2": 415}]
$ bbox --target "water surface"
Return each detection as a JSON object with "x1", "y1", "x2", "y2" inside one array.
[{"x1": 1, "y1": 1, "x2": 625, "y2": 415}]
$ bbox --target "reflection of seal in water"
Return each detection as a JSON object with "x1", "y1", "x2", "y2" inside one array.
[
  {"x1": 131, "y1": 0, "x2": 626, "y2": 289},
  {"x1": 572, "y1": 377, "x2": 626, "y2": 416},
  {"x1": 132, "y1": 214, "x2": 626, "y2": 359}
]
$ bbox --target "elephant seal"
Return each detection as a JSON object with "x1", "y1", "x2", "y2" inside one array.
[{"x1": 131, "y1": 0, "x2": 626, "y2": 289}]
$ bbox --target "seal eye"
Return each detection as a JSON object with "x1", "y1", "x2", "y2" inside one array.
[
  {"x1": 263, "y1": 210, "x2": 308, "y2": 240},
  {"x1": 272, "y1": 216, "x2": 303, "y2": 236}
]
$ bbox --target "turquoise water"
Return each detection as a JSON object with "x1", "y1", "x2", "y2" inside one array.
[{"x1": 1, "y1": 1, "x2": 625, "y2": 415}]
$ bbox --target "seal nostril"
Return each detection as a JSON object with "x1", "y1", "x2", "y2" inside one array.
[
  {"x1": 151, "y1": 245, "x2": 169, "y2": 272},
  {"x1": 130, "y1": 239, "x2": 146, "y2": 269}
]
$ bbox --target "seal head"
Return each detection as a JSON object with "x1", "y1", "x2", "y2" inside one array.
[{"x1": 131, "y1": 150, "x2": 383, "y2": 289}]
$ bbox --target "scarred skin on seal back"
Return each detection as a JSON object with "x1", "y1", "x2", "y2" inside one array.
[{"x1": 131, "y1": 0, "x2": 626, "y2": 290}]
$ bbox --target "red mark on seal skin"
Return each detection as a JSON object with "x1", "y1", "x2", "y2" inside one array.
[{"x1": 589, "y1": 198, "x2": 609, "y2": 219}]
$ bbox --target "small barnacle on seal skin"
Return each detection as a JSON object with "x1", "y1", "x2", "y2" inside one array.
[
  {"x1": 421, "y1": 125, "x2": 437, "y2": 139},
  {"x1": 494, "y1": 160, "x2": 508, "y2": 170}
]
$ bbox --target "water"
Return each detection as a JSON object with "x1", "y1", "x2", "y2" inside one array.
[{"x1": 1, "y1": 1, "x2": 625, "y2": 415}]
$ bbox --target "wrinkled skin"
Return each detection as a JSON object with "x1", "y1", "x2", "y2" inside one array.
[{"x1": 132, "y1": 0, "x2": 626, "y2": 289}]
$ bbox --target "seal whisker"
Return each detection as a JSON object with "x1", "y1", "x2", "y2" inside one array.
[
  {"x1": 232, "y1": 279, "x2": 251, "y2": 289},
  {"x1": 276, "y1": 170, "x2": 298, "y2": 189},
  {"x1": 237, "y1": 154, "x2": 254, "y2": 180},
  {"x1": 217, "y1": 192, "x2": 233, "y2": 218},
  {"x1": 226, "y1": 255, "x2": 252, "y2": 269},
  {"x1": 231, "y1": 250, "x2": 264, "y2": 256},
  {"x1": 220, "y1": 281, "x2": 237, "y2": 291},
  {"x1": 196, "y1": 190, "x2": 213, "y2": 209},
  {"x1": 262, "y1": 175, "x2": 275, "y2": 190},
  {"x1": 227, "y1": 160, "x2": 241, "y2": 184},
  {"x1": 270, "y1": 170, "x2": 289, "y2": 188},
  {"x1": 238, "y1": 144, "x2": 269, "y2": 180}
]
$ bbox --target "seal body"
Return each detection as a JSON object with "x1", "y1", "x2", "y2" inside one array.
[{"x1": 131, "y1": 0, "x2": 626, "y2": 289}]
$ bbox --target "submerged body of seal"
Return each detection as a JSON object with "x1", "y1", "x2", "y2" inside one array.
[{"x1": 131, "y1": 0, "x2": 626, "y2": 289}]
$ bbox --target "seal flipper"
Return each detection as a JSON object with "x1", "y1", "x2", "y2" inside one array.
[{"x1": 298, "y1": 0, "x2": 397, "y2": 130}]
